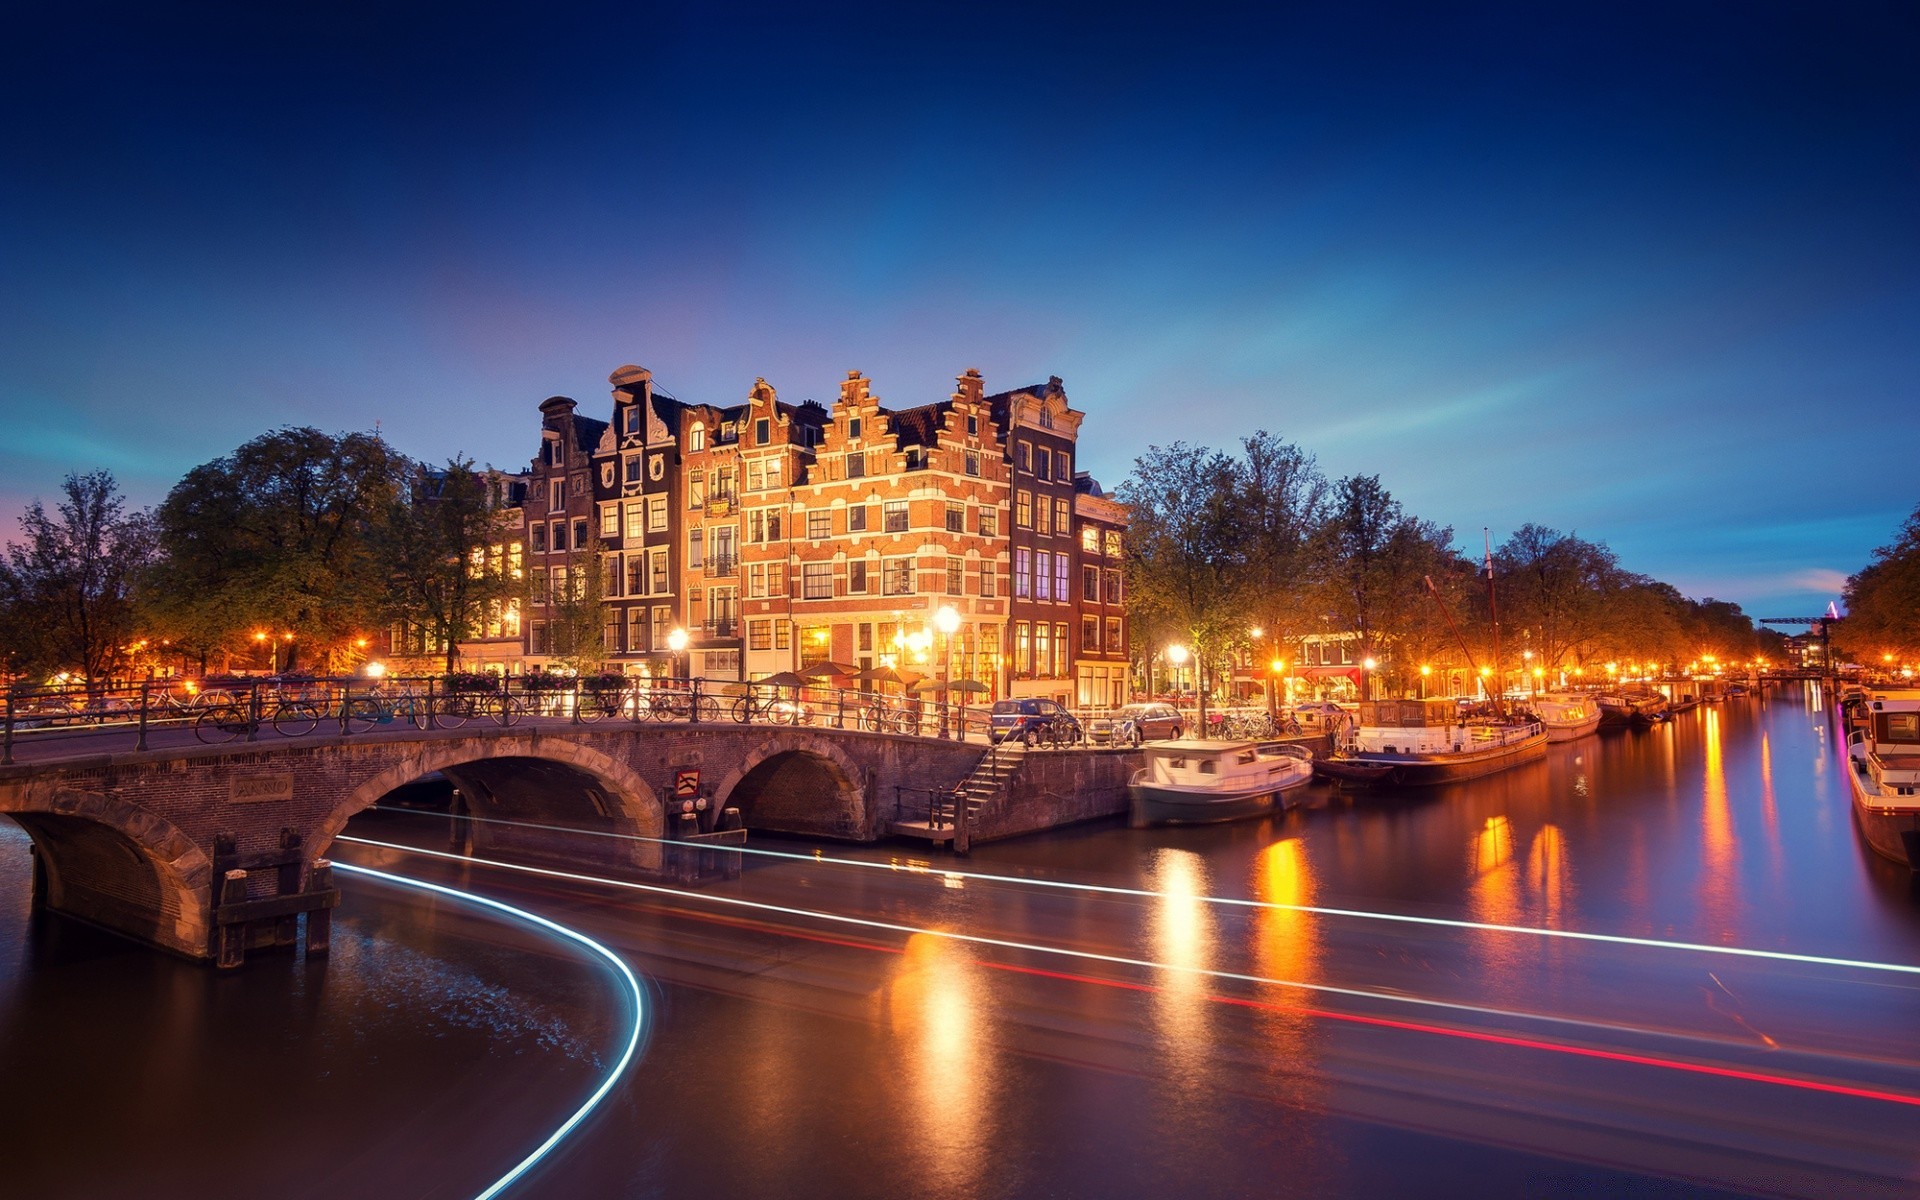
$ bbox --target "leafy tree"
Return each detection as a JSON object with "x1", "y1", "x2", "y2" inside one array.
[
  {"x1": 1232, "y1": 430, "x2": 1329, "y2": 686},
  {"x1": 0, "y1": 471, "x2": 154, "y2": 690},
  {"x1": 1312, "y1": 475, "x2": 1455, "y2": 697},
  {"x1": 1841, "y1": 505, "x2": 1920, "y2": 664},
  {"x1": 149, "y1": 428, "x2": 408, "y2": 672},
  {"x1": 1117, "y1": 442, "x2": 1242, "y2": 717},
  {"x1": 1494, "y1": 525, "x2": 1620, "y2": 674},
  {"x1": 381, "y1": 459, "x2": 519, "y2": 673},
  {"x1": 542, "y1": 533, "x2": 608, "y2": 676}
]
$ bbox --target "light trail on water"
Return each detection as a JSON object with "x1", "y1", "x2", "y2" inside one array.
[
  {"x1": 332, "y1": 861, "x2": 648, "y2": 1200},
  {"x1": 335, "y1": 834, "x2": 1920, "y2": 1109},
  {"x1": 371, "y1": 805, "x2": 1920, "y2": 979}
]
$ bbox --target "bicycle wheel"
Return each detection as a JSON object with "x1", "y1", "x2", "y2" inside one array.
[
  {"x1": 577, "y1": 692, "x2": 610, "y2": 723},
  {"x1": 733, "y1": 697, "x2": 755, "y2": 724},
  {"x1": 435, "y1": 694, "x2": 471, "y2": 730},
  {"x1": 194, "y1": 705, "x2": 249, "y2": 744},
  {"x1": 344, "y1": 697, "x2": 387, "y2": 734},
  {"x1": 692, "y1": 694, "x2": 719, "y2": 723},
  {"x1": 271, "y1": 701, "x2": 321, "y2": 737},
  {"x1": 486, "y1": 693, "x2": 521, "y2": 727}
]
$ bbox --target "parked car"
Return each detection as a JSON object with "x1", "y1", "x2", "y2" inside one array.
[
  {"x1": 1087, "y1": 702, "x2": 1185, "y2": 747},
  {"x1": 989, "y1": 698, "x2": 1082, "y2": 746}
]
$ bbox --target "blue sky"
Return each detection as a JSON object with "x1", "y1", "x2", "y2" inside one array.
[{"x1": 3, "y1": 1, "x2": 1914, "y2": 619}]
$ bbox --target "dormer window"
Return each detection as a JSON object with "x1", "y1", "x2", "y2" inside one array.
[
  {"x1": 848, "y1": 417, "x2": 862, "y2": 440},
  {"x1": 756, "y1": 417, "x2": 770, "y2": 444},
  {"x1": 689, "y1": 423, "x2": 706, "y2": 452},
  {"x1": 967, "y1": 414, "x2": 978, "y2": 436}
]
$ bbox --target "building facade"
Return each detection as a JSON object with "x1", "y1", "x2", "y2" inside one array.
[{"x1": 483, "y1": 362, "x2": 1126, "y2": 704}]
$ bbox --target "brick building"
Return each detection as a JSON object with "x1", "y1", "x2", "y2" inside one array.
[{"x1": 485, "y1": 362, "x2": 1126, "y2": 704}]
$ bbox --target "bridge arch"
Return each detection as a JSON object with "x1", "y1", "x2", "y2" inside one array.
[
  {"x1": 711, "y1": 733, "x2": 868, "y2": 838},
  {"x1": 322, "y1": 735, "x2": 666, "y2": 872},
  {"x1": 1, "y1": 783, "x2": 213, "y2": 959}
]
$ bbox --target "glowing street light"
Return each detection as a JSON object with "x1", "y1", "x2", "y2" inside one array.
[
  {"x1": 667, "y1": 626, "x2": 689, "y2": 682},
  {"x1": 934, "y1": 605, "x2": 961, "y2": 738}
]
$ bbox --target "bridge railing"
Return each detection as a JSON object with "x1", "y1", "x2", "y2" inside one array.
[{"x1": 2, "y1": 672, "x2": 1004, "y2": 763}]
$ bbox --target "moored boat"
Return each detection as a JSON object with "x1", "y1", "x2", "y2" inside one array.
[
  {"x1": 1528, "y1": 692, "x2": 1601, "y2": 742},
  {"x1": 1128, "y1": 740, "x2": 1314, "y2": 826},
  {"x1": 1313, "y1": 697, "x2": 1547, "y2": 787},
  {"x1": 1843, "y1": 689, "x2": 1920, "y2": 869},
  {"x1": 1598, "y1": 691, "x2": 1668, "y2": 727}
]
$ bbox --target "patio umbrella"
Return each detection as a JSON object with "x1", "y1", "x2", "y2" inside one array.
[
  {"x1": 911, "y1": 677, "x2": 989, "y2": 693},
  {"x1": 855, "y1": 666, "x2": 909, "y2": 688},
  {"x1": 756, "y1": 671, "x2": 811, "y2": 690},
  {"x1": 798, "y1": 660, "x2": 859, "y2": 679}
]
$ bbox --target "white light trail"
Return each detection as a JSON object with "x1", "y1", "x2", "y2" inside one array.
[
  {"x1": 334, "y1": 834, "x2": 1787, "y2": 1051},
  {"x1": 333, "y1": 860, "x2": 647, "y2": 1200},
  {"x1": 369, "y1": 806, "x2": 1920, "y2": 978}
]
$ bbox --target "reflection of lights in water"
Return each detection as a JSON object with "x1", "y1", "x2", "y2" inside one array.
[
  {"x1": 1150, "y1": 850, "x2": 1216, "y2": 1087},
  {"x1": 1472, "y1": 815, "x2": 1514, "y2": 876},
  {"x1": 351, "y1": 819, "x2": 1920, "y2": 977},
  {"x1": 885, "y1": 933, "x2": 993, "y2": 1189},
  {"x1": 1701, "y1": 708, "x2": 1737, "y2": 926},
  {"x1": 1251, "y1": 839, "x2": 1320, "y2": 1080},
  {"x1": 332, "y1": 861, "x2": 646, "y2": 1200},
  {"x1": 1526, "y1": 824, "x2": 1571, "y2": 925}
]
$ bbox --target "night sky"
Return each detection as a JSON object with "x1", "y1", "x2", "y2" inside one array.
[{"x1": 4, "y1": 2, "x2": 1914, "y2": 620}]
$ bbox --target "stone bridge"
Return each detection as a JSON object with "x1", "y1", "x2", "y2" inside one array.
[{"x1": 0, "y1": 723, "x2": 995, "y2": 965}]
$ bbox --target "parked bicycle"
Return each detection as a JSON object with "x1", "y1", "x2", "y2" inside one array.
[{"x1": 734, "y1": 688, "x2": 802, "y2": 725}]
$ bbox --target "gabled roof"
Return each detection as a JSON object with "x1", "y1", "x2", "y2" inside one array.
[
  {"x1": 570, "y1": 415, "x2": 607, "y2": 454},
  {"x1": 883, "y1": 401, "x2": 952, "y2": 448}
]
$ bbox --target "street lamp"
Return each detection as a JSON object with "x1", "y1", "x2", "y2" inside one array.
[
  {"x1": 667, "y1": 626, "x2": 689, "y2": 683},
  {"x1": 935, "y1": 604, "x2": 961, "y2": 738},
  {"x1": 1362, "y1": 656, "x2": 1378, "y2": 702},
  {"x1": 1419, "y1": 663, "x2": 1431, "y2": 699}
]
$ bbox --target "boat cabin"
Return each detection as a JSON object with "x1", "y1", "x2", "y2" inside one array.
[
  {"x1": 1864, "y1": 692, "x2": 1920, "y2": 793},
  {"x1": 1351, "y1": 697, "x2": 1468, "y2": 754},
  {"x1": 1135, "y1": 740, "x2": 1298, "y2": 791}
]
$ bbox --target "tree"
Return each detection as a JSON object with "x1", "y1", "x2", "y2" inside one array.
[
  {"x1": 1312, "y1": 475, "x2": 1455, "y2": 697},
  {"x1": 543, "y1": 533, "x2": 608, "y2": 676},
  {"x1": 1233, "y1": 430, "x2": 1329, "y2": 689},
  {"x1": 1841, "y1": 505, "x2": 1920, "y2": 664},
  {"x1": 149, "y1": 428, "x2": 408, "y2": 672},
  {"x1": 381, "y1": 459, "x2": 518, "y2": 673},
  {"x1": 0, "y1": 471, "x2": 154, "y2": 689},
  {"x1": 1494, "y1": 524, "x2": 1620, "y2": 674},
  {"x1": 1117, "y1": 442, "x2": 1242, "y2": 718}
]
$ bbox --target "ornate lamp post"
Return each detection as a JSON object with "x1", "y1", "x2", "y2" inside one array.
[
  {"x1": 667, "y1": 626, "x2": 689, "y2": 683},
  {"x1": 935, "y1": 604, "x2": 960, "y2": 738}
]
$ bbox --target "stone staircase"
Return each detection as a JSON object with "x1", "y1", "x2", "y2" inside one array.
[{"x1": 890, "y1": 741, "x2": 1023, "y2": 849}]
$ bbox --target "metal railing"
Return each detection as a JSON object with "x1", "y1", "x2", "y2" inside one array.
[{"x1": 1, "y1": 673, "x2": 1005, "y2": 763}]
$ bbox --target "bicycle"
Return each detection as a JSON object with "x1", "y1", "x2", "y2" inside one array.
[
  {"x1": 342, "y1": 685, "x2": 432, "y2": 734},
  {"x1": 574, "y1": 685, "x2": 628, "y2": 723},
  {"x1": 734, "y1": 690, "x2": 801, "y2": 725}
]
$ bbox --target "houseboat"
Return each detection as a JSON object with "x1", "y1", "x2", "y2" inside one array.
[
  {"x1": 1598, "y1": 691, "x2": 1668, "y2": 728},
  {"x1": 1314, "y1": 697, "x2": 1547, "y2": 787},
  {"x1": 1527, "y1": 692, "x2": 1601, "y2": 742},
  {"x1": 1128, "y1": 740, "x2": 1314, "y2": 825},
  {"x1": 1844, "y1": 689, "x2": 1920, "y2": 869}
]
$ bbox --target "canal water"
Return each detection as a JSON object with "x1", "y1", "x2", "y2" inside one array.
[{"x1": 3, "y1": 682, "x2": 1917, "y2": 1198}]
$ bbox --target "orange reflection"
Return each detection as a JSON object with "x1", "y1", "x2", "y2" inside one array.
[
  {"x1": 1149, "y1": 849, "x2": 1216, "y2": 1092},
  {"x1": 1469, "y1": 816, "x2": 1523, "y2": 989},
  {"x1": 883, "y1": 932, "x2": 994, "y2": 1190},
  {"x1": 1525, "y1": 823, "x2": 1572, "y2": 927},
  {"x1": 1250, "y1": 838, "x2": 1321, "y2": 1085},
  {"x1": 1700, "y1": 707, "x2": 1738, "y2": 931}
]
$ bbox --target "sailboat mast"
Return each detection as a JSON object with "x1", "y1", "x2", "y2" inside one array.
[{"x1": 1485, "y1": 528, "x2": 1504, "y2": 717}]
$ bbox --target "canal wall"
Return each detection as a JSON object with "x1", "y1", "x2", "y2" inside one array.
[{"x1": 976, "y1": 748, "x2": 1138, "y2": 842}]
